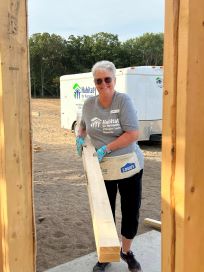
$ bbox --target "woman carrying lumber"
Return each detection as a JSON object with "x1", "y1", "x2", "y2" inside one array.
[{"x1": 76, "y1": 60, "x2": 144, "y2": 272}]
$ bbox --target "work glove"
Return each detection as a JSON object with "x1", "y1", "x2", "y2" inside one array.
[
  {"x1": 96, "y1": 145, "x2": 108, "y2": 162},
  {"x1": 76, "y1": 136, "x2": 85, "y2": 157}
]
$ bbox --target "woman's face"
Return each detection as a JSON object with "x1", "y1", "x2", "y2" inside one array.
[{"x1": 93, "y1": 69, "x2": 116, "y2": 96}]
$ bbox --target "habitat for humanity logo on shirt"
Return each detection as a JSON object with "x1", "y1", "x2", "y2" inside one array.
[
  {"x1": 90, "y1": 117, "x2": 121, "y2": 133},
  {"x1": 90, "y1": 117, "x2": 102, "y2": 128}
]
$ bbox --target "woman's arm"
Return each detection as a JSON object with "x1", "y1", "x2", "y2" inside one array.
[
  {"x1": 77, "y1": 125, "x2": 87, "y2": 138},
  {"x1": 106, "y1": 130, "x2": 139, "y2": 153}
]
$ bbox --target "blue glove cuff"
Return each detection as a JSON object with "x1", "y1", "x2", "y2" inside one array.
[
  {"x1": 96, "y1": 145, "x2": 108, "y2": 162},
  {"x1": 76, "y1": 136, "x2": 85, "y2": 156}
]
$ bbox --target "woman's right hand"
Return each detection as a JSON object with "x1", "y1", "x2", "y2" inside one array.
[{"x1": 76, "y1": 136, "x2": 85, "y2": 157}]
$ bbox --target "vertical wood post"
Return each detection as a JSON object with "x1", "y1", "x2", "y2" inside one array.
[
  {"x1": 0, "y1": 1, "x2": 35, "y2": 271},
  {"x1": 162, "y1": 0, "x2": 204, "y2": 271}
]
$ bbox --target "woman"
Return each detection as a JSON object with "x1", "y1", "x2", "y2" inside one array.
[{"x1": 76, "y1": 60, "x2": 144, "y2": 272}]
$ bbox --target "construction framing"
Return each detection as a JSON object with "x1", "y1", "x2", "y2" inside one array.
[
  {"x1": 162, "y1": 0, "x2": 204, "y2": 271},
  {"x1": 1, "y1": 0, "x2": 204, "y2": 271},
  {"x1": 0, "y1": 1, "x2": 35, "y2": 271}
]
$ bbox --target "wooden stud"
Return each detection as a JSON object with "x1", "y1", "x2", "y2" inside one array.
[
  {"x1": 161, "y1": 1, "x2": 179, "y2": 271},
  {"x1": 82, "y1": 139, "x2": 120, "y2": 263},
  {"x1": 0, "y1": 1, "x2": 35, "y2": 271},
  {"x1": 162, "y1": 0, "x2": 204, "y2": 271}
]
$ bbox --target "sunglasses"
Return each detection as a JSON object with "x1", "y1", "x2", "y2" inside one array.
[{"x1": 94, "y1": 77, "x2": 113, "y2": 85}]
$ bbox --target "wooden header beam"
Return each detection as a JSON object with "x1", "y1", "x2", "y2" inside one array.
[
  {"x1": 0, "y1": 1, "x2": 35, "y2": 271},
  {"x1": 162, "y1": 0, "x2": 204, "y2": 271},
  {"x1": 82, "y1": 139, "x2": 120, "y2": 263}
]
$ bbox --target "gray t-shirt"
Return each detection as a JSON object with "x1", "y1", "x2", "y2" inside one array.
[{"x1": 81, "y1": 91, "x2": 144, "y2": 169}]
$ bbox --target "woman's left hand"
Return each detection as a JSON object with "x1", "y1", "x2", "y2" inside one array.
[{"x1": 96, "y1": 145, "x2": 107, "y2": 162}]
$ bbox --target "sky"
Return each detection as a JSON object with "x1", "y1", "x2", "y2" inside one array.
[{"x1": 28, "y1": 0, "x2": 165, "y2": 41}]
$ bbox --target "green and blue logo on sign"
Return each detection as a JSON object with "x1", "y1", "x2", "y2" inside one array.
[
  {"x1": 72, "y1": 83, "x2": 96, "y2": 100},
  {"x1": 156, "y1": 77, "x2": 163, "y2": 88},
  {"x1": 73, "y1": 83, "x2": 81, "y2": 99}
]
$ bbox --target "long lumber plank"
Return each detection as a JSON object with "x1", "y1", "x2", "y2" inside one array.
[{"x1": 82, "y1": 138, "x2": 120, "y2": 262}]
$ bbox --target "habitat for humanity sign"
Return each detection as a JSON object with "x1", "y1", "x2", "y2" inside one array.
[{"x1": 73, "y1": 83, "x2": 96, "y2": 101}]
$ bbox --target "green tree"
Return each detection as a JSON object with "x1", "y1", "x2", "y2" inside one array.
[
  {"x1": 122, "y1": 33, "x2": 163, "y2": 66},
  {"x1": 135, "y1": 32, "x2": 164, "y2": 65},
  {"x1": 29, "y1": 33, "x2": 68, "y2": 97},
  {"x1": 65, "y1": 32, "x2": 122, "y2": 73},
  {"x1": 90, "y1": 32, "x2": 121, "y2": 66},
  {"x1": 29, "y1": 32, "x2": 163, "y2": 97}
]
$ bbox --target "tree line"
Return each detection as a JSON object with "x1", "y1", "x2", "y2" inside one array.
[{"x1": 29, "y1": 32, "x2": 163, "y2": 98}]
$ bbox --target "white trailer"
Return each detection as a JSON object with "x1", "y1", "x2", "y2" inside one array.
[{"x1": 60, "y1": 66, "x2": 163, "y2": 141}]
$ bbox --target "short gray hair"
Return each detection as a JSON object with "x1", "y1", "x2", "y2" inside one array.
[{"x1": 91, "y1": 60, "x2": 116, "y2": 77}]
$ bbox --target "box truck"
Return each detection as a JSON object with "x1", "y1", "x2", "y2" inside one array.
[{"x1": 60, "y1": 66, "x2": 163, "y2": 141}]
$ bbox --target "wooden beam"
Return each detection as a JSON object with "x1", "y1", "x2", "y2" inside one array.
[
  {"x1": 0, "y1": 1, "x2": 35, "y2": 271},
  {"x1": 144, "y1": 218, "x2": 161, "y2": 231},
  {"x1": 161, "y1": 1, "x2": 179, "y2": 271},
  {"x1": 162, "y1": 0, "x2": 204, "y2": 271},
  {"x1": 82, "y1": 139, "x2": 120, "y2": 263}
]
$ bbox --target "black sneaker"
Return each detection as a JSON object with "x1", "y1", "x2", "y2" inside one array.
[
  {"x1": 93, "y1": 262, "x2": 110, "y2": 272},
  {"x1": 120, "y1": 250, "x2": 142, "y2": 272}
]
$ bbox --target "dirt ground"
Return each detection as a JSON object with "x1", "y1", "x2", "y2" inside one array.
[{"x1": 32, "y1": 99, "x2": 161, "y2": 272}]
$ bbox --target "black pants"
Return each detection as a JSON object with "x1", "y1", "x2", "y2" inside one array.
[{"x1": 105, "y1": 170, "x2": 143, "y2": 239}]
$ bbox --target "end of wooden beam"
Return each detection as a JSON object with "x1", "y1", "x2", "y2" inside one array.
[{"x1": 98, "y1": 248, "x2": 121, "y2": 262}]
